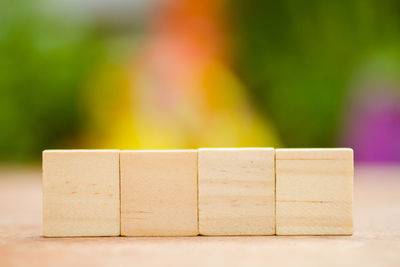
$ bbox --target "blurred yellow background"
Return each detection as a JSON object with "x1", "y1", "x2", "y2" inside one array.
[{"x1": 1, "y1": 0, "x2": 400, "y2": 163}]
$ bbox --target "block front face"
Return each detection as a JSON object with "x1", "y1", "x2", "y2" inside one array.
[
  {"x1": 42, "y1": 150, "x2": 120, "y2": 237},
  {"x1": 198, "y1": 148, "x2": 275, "y2": 235},
  {"x1": 276, "y1": 148, "x2": 353, "y2": 235},
  {"x1": 120, "y1": 150, "x2": 198, "y2": 236}
]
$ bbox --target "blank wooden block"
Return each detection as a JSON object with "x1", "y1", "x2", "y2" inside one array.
[
  {"x1": 276, "y1": 148, "x2": 353, "y2": 235},
  {"x1": 120, "y1": 150, "x2": 198, "y2": 236},
  {"x1": 42, "y1": 150, "x2": 120, "y2": 237},
  {"x1": 198, "y1": 148, "x2": 275, "y2": 235}
]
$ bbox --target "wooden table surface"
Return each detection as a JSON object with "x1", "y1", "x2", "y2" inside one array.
[{"x1": 0, "y1": 165, "x2": 399, "y2": 266}]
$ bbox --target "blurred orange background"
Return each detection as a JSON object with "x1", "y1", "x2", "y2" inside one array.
[{"x1": 1, "y1": 0, "x2": 400, "y2": 163}]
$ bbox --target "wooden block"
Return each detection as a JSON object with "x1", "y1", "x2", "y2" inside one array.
[
  {"x1": 276, "y1": 148, "x2": 353, "y2": 235},
  {"x1": 198, "y1": 148, "x2": 275, "y2": 235},
  {"x1": 42, "y1": 150, "x2": 120, "y2": 237},
  {"x1": 120, "y1": 150, "x2": 198, "y2": 236}
]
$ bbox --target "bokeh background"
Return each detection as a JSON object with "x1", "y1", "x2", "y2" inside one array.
[{"x1": 1, "y1": 0, "x2": 400, "y2": 164}]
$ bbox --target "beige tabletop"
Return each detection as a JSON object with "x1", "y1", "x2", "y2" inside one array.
[{"x1": 0, "y1": 165, "x2": 399, "y2": 267}]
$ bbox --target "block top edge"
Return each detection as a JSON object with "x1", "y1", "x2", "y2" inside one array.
[
  {"x1": 276, "y1": 148, "x2": 353, "y2": 160},
  {"x1": 121, "y1": 149, "x2": 197, "y2": 153},
  {"x1": 276, "y1": 148, "x2": 353, "y2": 151},
  {"x1": 198, "y1": 147, "x2": 274, "y2": 151},
  {"x1": 43, "y1": 149, "x2": 120, "y2": 153}
]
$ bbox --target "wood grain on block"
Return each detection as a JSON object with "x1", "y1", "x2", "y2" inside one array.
[
  {"x1": 198, "y1": 148, "x2": 275, "y2": 235},
  {"x1": 42, "y1": 150, "x2": 120, "y2": 237},
  {"x1": 120, "y1": 150, "x2": 198, "y2": 236},
  {"x1": 276, "y1": 148, "x2": 353, "y2": 235}
]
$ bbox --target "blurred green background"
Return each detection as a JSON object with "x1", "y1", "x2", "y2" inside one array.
[{"x1": 1, "y1": 0, "x2": 399, "y2": 163}]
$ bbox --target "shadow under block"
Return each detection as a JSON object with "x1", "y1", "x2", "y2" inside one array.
[
  {"x1": 198, "y1": 148, "x2": 275, "y2": 235},
  {"x1": 275, "y1": 148, "x2": 354, "y2": 235},
  {"x1": 120, "y1": 150, "x2": 198, "y2": 236},
  {"x1": 42, "y1": 150, "x2": 120, "y2": 237}
]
